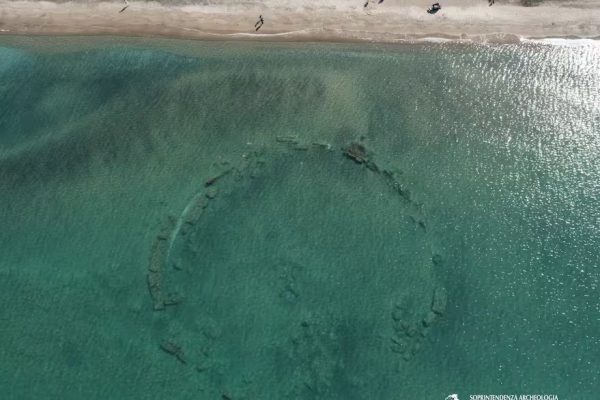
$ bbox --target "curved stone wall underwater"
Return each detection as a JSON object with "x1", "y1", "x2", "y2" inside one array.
[{"x1": 145, "y1": 138, "x2": 447, "y2": 398}]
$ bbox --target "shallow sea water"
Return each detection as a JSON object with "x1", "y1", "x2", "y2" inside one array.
[{"x1": 0, "y1": 37, "x2": 598, "y2": 399}]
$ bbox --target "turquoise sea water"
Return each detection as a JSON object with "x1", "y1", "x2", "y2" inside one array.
[{"x1": 0, "y1": 37, "x2": 599, "y2": 399}]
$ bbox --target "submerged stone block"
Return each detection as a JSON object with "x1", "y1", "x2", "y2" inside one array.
[
  {"x1": 148, "y1": 239, "x2": 168, "y2": 273},
  {"x1": 147, "y1": 216, "x2": 177, "y2": 311},
  {"x1": 276, "y1": 135, "x2": 299, "y2": 144},
  {"x1": 205, "y1": 167, "x2": 232, "y2": 187},
  {"x1": 160, "y1": 340, "x2": 187, "y2": 364},
  {"x1": 147, "y1": 270, "x2": 164, "y2": 310},
  {"x1": 156, "y1": 215, "x2": 176, "y2": 240},
  {"x1": 343, "y1": 142, "x2": 369, "y2": 164},
  {"x1": 431, "y1": 287, "x2": 448, "y2": 315},
  {"x1": 206, "y1": 187, "x2": 219, "y2": 199},
  {"x1": 422, "y1": 311, "x2": 437, "y2": 327},
  {"x1": 184, "y1": 196, "x2": 209, "y2": 226},
  {"x1": 391, "y1": 307, "x2": 405, "y2": 322}
]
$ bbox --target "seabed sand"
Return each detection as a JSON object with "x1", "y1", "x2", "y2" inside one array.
[{"x1": 0, "y1": 0, "x2": 598, "y2": 43}]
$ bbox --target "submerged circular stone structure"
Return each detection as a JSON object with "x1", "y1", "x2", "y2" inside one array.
[{"x1": 148, "y1": 142, "x2": 446, "y2": 399}]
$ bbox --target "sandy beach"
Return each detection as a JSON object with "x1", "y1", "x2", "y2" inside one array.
[
  {"x1": 0, "y1": 0, "x2": 599, "y2": 44},
  {"x1": 0, "y1": 0, "x2": 600, "y2": 42}
]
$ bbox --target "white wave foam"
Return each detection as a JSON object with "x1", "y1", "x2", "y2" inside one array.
[{"x1": 521, "y1": 37, "x2": 600, "y2": 46}]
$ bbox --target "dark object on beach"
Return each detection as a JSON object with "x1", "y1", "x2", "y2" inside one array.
[
  {"x1": 364, "y1": 0, "x2": 369, "y2": 7},
  {"x1": 378, "y1": 0, "x2": 384, "y2": 3},
  {"x1": 119, "y1": 5, "x2": 129, "y2": 13},
  {"x1": 488, "y1": 0, "x2": 495, "y2": 5},
  {"x1": 427, "y1": 2, "x2": 441, "y2": 14}
]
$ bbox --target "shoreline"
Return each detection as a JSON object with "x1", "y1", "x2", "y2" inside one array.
[{"x1": 0, "y1": 1, "x2": 599, "y2": 44}]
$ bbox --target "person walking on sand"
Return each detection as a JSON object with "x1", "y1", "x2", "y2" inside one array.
[
  {"x1": 119, "y1": 0, "x2": 129, "y2": 13},
  {"x1": 255, "y1": 15, "x2": 264, "y2": 31}
]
